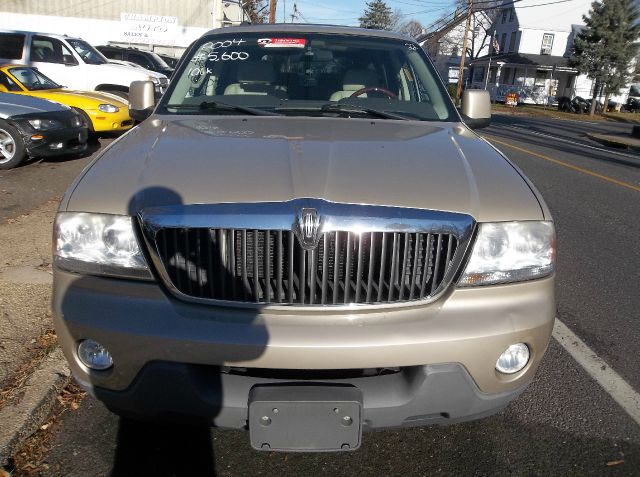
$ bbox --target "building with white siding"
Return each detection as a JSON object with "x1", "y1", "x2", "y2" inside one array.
[
  {"x1": 0, "y1": 0, "x2": 247, "y2": 58},
  {"x1": 469, "y1": 0, "x2": 632, "y2": 106}
]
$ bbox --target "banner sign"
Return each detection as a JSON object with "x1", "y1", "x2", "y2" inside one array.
[{"x1": 120, "y1": 13, "x2": 178, "y2": 45}]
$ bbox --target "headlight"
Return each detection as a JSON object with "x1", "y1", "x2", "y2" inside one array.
[
  {"x1": 458, "y1": 221, "x2": 555, "y2": 286},
  {"x1": 27, "y1": 118, "x2": 62, "y2": 130},
  {"x1": 54, "y1": 212, "x2": 152, "y2": 280},
  {"x1": 98, "y1": 104, "x2": 119, "y2": 113}
]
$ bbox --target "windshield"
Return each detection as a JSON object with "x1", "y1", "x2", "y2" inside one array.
[
  {"x1": 67, "y1": 39, "x2": 107, "y2": 65},
  {"x1": 8, "y1": 67, "x2": 61, "y2": 90},
  {"x1": 162, "y1": 33, "x2": 456, "y2": 121}
]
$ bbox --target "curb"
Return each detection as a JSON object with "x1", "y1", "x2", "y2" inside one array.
[
  {"x1": 0, "y1": 348, "x2": 70, "y2": 466},
  {"x1": 587, "y1": 133, "x2": 640, "y2": 152}
]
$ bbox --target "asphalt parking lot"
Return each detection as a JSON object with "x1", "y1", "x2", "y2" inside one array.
[{"x1": 2, "y1": 115, "x2": 640, "y2": 475}]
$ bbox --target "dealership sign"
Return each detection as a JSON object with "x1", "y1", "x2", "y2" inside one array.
[{"x1": 120, "y1": 13, "x2": 178, "y2": 45}]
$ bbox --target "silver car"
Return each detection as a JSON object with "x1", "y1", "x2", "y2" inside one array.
[
  {"x1": 52, "y1": 25, "x2": 555, "y2": 452},
  {"x1": 0, "y1": 91, "x2": 87, "y2": 169}
]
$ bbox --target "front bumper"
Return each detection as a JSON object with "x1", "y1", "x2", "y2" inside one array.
[
  {"x1": 85, "y1": 108, "x2": 134, "y2": 132},
  {"x1": 52, "y1": 271, "x2": 555, "y2": 428},
  {"x1": 17, "y1": 125, "x2": 88, "y2": 158}
]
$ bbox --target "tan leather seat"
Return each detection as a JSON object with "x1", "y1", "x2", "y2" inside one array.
[
  {"x1": 329, "y1": 69, "x2": 378, "y2": 101},
  {"x1": 224, "y1": 62, "x2": 286, "y2": 98}
]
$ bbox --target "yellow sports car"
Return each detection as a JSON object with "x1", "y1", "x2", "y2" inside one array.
[{"x1": 0, "y1": 65, "x2": 133, "y2": 133}]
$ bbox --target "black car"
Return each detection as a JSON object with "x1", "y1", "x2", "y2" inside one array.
[
  {"x1": 0, "y1": 92, "x2": 87, "y2": 169},
  {"x1": 96, "y1": 45, "x2": 174, "y2": 77},
  {"x1": 157, "y1": 53, "x2": 179, "y2": 69}
]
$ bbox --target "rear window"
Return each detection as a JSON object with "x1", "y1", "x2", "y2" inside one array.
[{"x1": 0, "y1": 33, "x2": 25, "y2": 60}]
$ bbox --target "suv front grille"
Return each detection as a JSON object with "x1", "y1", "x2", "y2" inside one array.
[{"x1": 154, "y1": 228, "x2": 458, "y2": 305}]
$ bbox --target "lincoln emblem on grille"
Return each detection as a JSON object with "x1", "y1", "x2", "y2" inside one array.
[{"x1": 294, "y1": 208, "x2": 321, "y2": 250}]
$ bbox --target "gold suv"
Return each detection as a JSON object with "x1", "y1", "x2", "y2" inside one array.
[{"x1": 52, "y1": 25, "x2": 555, "y2": 452}]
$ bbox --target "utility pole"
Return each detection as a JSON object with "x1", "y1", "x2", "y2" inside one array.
[
  {"x1": 456, "y1": 0, "x2": 473, "y2": 103},
  {"x1": 269, "y1": 0, "x2": 277, "y2": 23}
]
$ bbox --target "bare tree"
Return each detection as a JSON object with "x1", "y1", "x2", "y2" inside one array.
[
  {"x1": 398, "y1": 20, "x2": 425, "y2": 39},
  {"x1": 389, "y1": 8, "x2": 404, "y2": 31},
  {"x1": 431, "y1": 4, "x2": 500, "y2": 60},
  {"x1": 242, "y1": 0, "x2": 268, "y2": 23}
]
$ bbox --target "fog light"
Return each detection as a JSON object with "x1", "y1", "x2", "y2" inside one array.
[
  {"x1": 77, "y1": 339, "x2": 113, "y2": 370},
  {"x1": 496, "y1": 343, "x2": 529, "y2": 374},
  {"x1": 49, "y1": 142, "x2": 64, "y2": 150}
]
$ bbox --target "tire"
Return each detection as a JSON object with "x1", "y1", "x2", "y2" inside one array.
[
  {"x1": 0, "y1": 119, "x2": 27, "y2": 170},
  {"x1": 72, "y1": 108, "x2": 95, "y2": 135}
]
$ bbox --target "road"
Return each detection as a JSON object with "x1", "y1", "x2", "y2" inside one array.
[{"x1": 4, "y1": 116, "x2": 640, "y2": 476}]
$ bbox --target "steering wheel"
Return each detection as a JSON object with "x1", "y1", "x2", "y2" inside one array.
[{"x1": 350, "y1": 87, "x2": 397, "y2": 99}]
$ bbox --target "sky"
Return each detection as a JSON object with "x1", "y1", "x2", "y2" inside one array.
[{"x1": 275, "y1": 0, "x2": 459, "y2": 30}]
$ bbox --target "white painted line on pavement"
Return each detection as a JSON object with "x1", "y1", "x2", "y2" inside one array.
[
  {"x1": 553, "y1": 319, "x2": 640, "y2": 426},
  {"x1": 501, "y1": 125, "x2": 639, "y2": 160}
]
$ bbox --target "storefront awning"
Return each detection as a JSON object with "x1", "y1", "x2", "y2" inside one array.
[{"x1": 470, "y1": 53, "x2": 579, "y2": 73}]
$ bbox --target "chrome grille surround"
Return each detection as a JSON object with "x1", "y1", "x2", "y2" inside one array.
[{"x1": 139, "y1": 199, "x2": 475, "y2": 309}]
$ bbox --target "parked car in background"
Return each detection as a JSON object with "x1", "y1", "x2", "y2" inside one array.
[
  {"x1": 157, "y1": 53, "x2": 179, "y2": 69},
  {"x1": 96, "y1": 45, "x2": 174, "y2": 78},
  {"x1": 0, "y1": 30, "x2": 169, "y2": 99},
  {"x1": 0, "y1": 65, "x2": 133, "y2": 134},
  {"x1": 0, "y1": 91, "x2": 87, "y2": 169},
  {"x1": 107, "y1": 59, "x2": 146, "y2": 69}
]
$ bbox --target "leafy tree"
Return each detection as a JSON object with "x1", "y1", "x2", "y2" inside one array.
[
  {"x1": 359, "y1": 0, "x2": 394, "y2": 30},
  {"x1": 242, "y1": 0, "x2": 268, "y2": 23},
  {"x1": 571, "y1": 0, "x2": 640, "y2": 115}
]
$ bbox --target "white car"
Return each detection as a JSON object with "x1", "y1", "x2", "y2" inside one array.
[{"x1": 0, "y1": 30, "x2": 168, "y2": 99}]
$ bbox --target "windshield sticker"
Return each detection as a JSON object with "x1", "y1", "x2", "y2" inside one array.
[{"x1": 257, "y1": 38, "x2": 306, "y2": 48}]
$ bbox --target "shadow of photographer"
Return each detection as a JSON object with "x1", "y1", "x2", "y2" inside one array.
[{"x1": 56, "y1": 186, "x2": 268, "y2": 476}]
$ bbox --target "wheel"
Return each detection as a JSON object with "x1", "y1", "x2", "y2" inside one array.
[
  {"x1": 72, "y1": 108, "x2": 95, "y2": 136},
  {"x1": 0, "y1": 119, "x2": 27, "y2": 170},
  {"x1": 350, "y1": 87, "x2": 398, "y2": 99}
]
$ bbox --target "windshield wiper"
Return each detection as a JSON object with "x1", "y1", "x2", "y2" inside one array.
[
  {"x1": 320, "y1": 103, "x2": 410, "y2": 120},
  {"x1": 165, "y1": 101, "x2": 280, "y2": 116},
  {"x1": 276, "y1": 103, "x2": 409, "y2": 120}
]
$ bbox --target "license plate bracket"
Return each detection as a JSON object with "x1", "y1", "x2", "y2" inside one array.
[{"x1": 248, "y1": 386, "x2": 362, "y2": 452}]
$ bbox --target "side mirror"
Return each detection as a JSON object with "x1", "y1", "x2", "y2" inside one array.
[
  {"x1": 129, "y1": 80, "x2": 156, "y2": 122},
  {"x1": 461, "y1": 90, "x2": 491, "y2": 129}
]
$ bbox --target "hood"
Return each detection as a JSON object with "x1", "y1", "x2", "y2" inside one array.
[
  {"x1": 30, "y1": 89, "x2": 129, "y2": 108},
  {"x1": 97, "y1": 62, "x2": 167, "y2": 80},
  {"x1": 0, "y1": 91, "x2": 67, "y2": 118},
  {"x1": 64, "y1": 116, "x2": 544, "y2": 223}
]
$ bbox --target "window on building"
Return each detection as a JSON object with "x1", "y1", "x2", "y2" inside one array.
[
  {"x1": 501, "y1": 9, "x2": 508, "y2": 23},
  {"x1": 541, "y1": 33, "x2": 554, "y2": 55},
  {"x1": 473, "y1": 66, "x2": 485, "y2": 83},
  {"x1": 500, "y1": 33, "x2": 507, "y2": 53},
  {"x1": 509, "y1": 8, "x2": 515, "y2": 22},
  {"x1": 508, "y1": 32, "x2": 517, "y2": 52}
]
